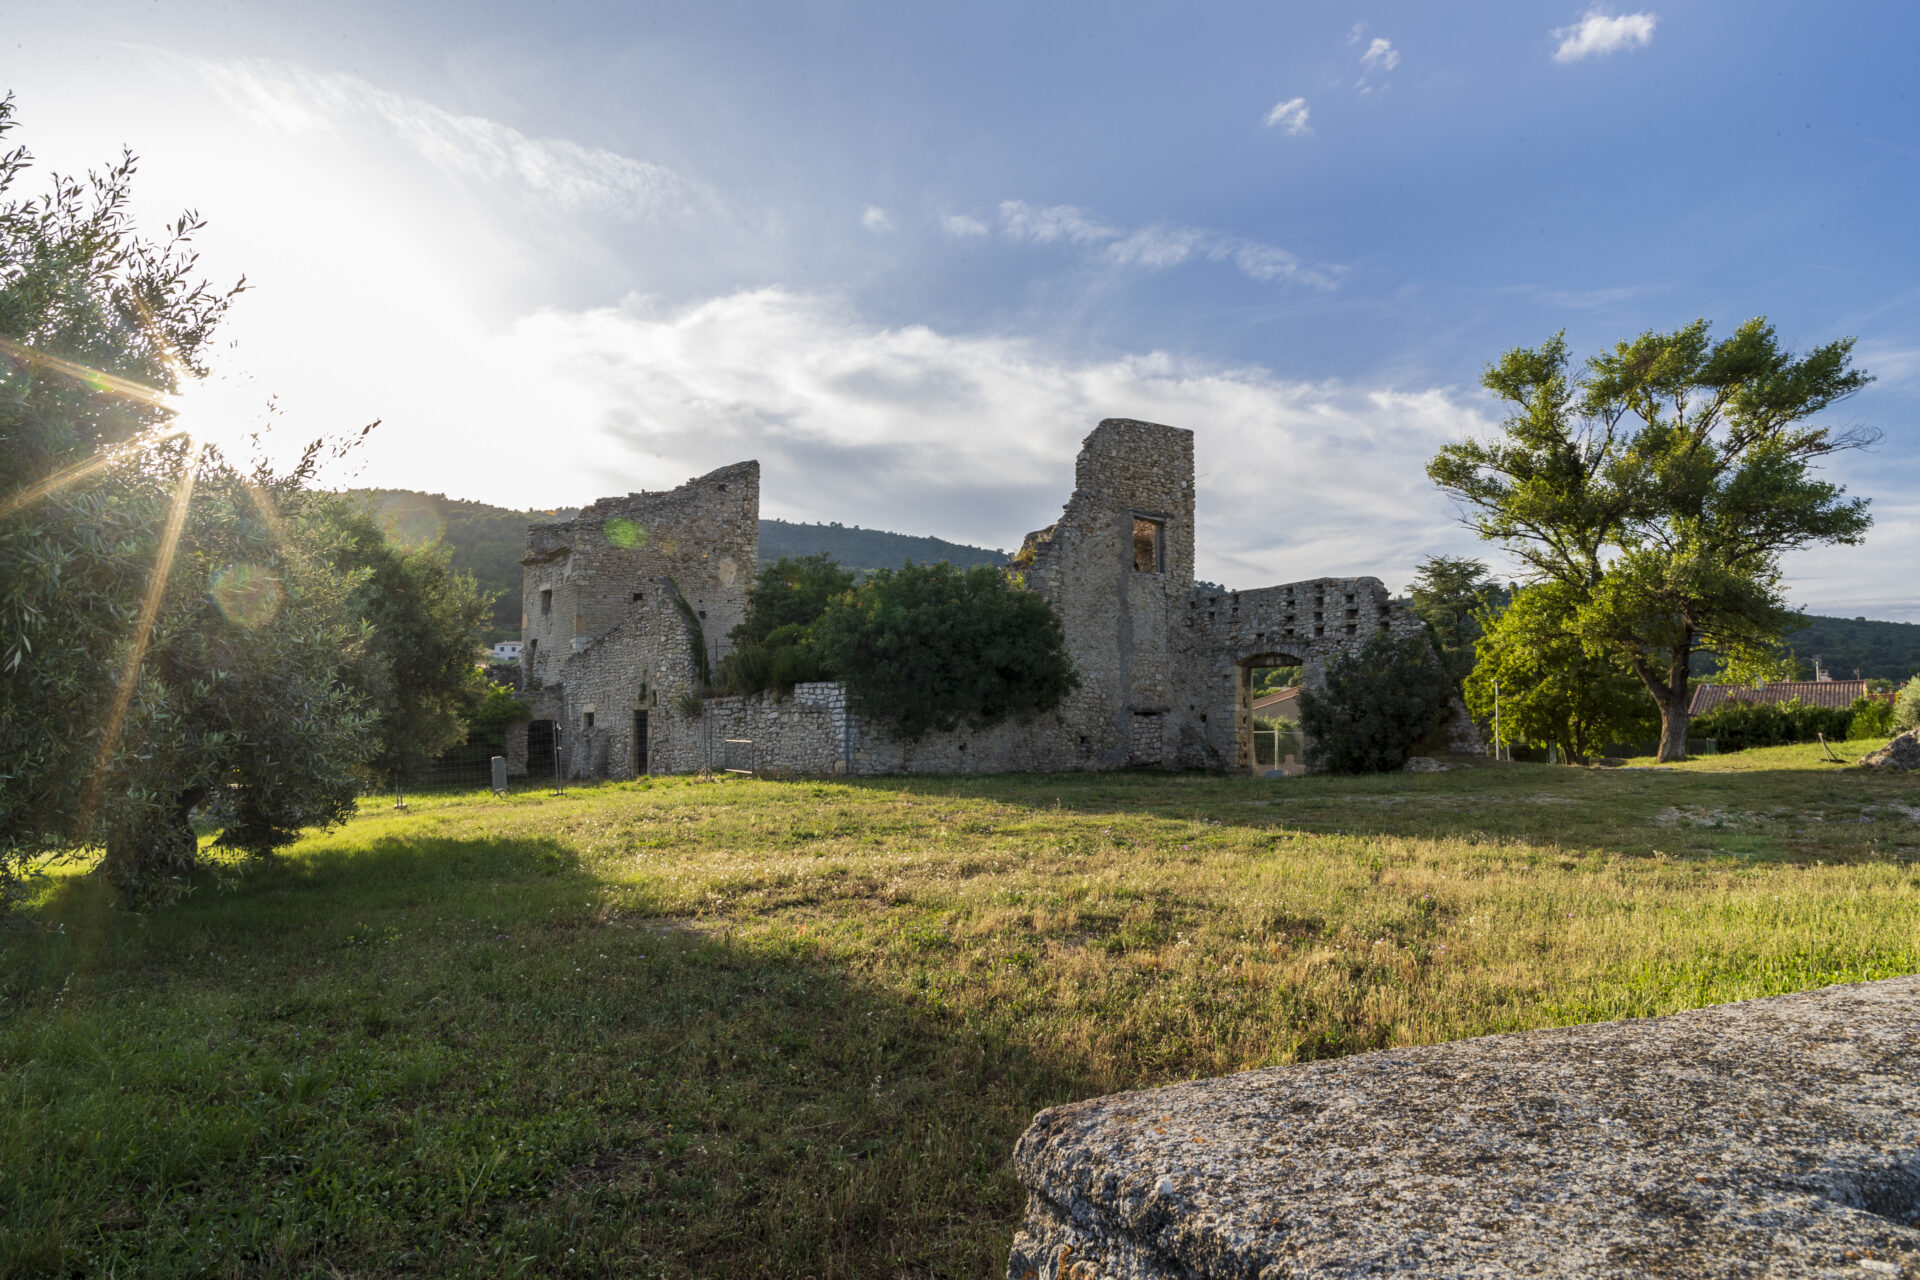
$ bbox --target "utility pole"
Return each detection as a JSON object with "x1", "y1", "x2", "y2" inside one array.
[{"x1": 1493, "y1": 678, "x2": 1503, "y2": 762}]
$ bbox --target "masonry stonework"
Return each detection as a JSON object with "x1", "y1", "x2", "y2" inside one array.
[{"x1": 513, "y1": 420, "x2": 1477, "y2": 779}]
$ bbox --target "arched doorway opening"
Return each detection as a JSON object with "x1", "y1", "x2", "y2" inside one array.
[{"x1": 1237, "y1": 651, "x2": 1308, "y2": 776}]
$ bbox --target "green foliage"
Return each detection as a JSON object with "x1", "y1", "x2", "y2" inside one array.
[
  {"x1": 326, "y1": 501, "x2": 491, "y2": 786},
  {"x1": 1299, "y1": 632, "x2": 1453, "y2": 773},
  {"x1": 1430, "y1": 319, "x2": 1875, "y2": 761},
  {"x1": 811, "y1": 562, "x2": 1077, "y2": 740},
  {"x1": 715, "y1": 553, "x2": 854, "y2": 696},
  {"x1": 1252, "y1": 665, "x2": 1300, "y2": 696},
  {"x1": 1895, "y1": 677, "x2": 1920, "y2": 734},
  {"x1": 1688, "y1": 698, "x2": 1854, "y2": 753},
  {"x1": 1406, "y1": 556, "x2": 1508, "y2": 688},
  {"x1": 1464, "y1": 583, "x2": 1657, "y2": 763},
  {"x1": 1847, "y1": 694, "x2": 1895, "y2": 742},
  {"x1": 463, "y1": 680, "x2": 531, "y2": 737},
  {"x1": 0, "y1": 96, "x2": 372, "y2": 907}
]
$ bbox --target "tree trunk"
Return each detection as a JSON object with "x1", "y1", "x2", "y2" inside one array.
[{"x1": 1655, "y1": 635, "x2": 1693, "y2": 763}]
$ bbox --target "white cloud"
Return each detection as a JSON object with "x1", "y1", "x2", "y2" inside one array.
[
  {"x1": 1264, "y1": 97, "x2": 1311, "y2": 136},
  {"x1": 861, "y1": 204, "x2": 893, "y2": 232},
  {"x1": 1552, "y1": 10, "x2": 1657, "y2": 62},
  {"x1": 1359, "y1": 37, "x2": 1400, "y2": 74},
  {"x1": 417, "y1": 287, "x2": 1496, "y2": 588},
  {"x1": 995, "y1": 200, "x2": 1337, "y2": 289},
  {"x1": 174, "y1": 54, "x2": 714, "y2": 220},
  {"x1": 941, "y1": 213, "x2": 988, "y2": 238}
]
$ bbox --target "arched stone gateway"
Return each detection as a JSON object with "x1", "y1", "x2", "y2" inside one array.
[{"x1": 1174, "y1": 576, "x2": 1478, "y2": 771}]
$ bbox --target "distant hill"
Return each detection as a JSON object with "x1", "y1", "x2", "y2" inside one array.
[
  {"x1": 344, "y1": 490, "x2": 1009, "y2": 642},
  {"x1": 757, "y1": 520, "x2": 1008, "y2": 576},
  {"x1": 1783, "y1": 615, "x2": 1920, "y2": 683}
]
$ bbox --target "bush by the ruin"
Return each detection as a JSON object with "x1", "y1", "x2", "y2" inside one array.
[
  {"x1": 1300, "y1": 632, "x2": 1453, "y2": 773},
  {"x1": 715, "y1": 553, "x2": 854, "y2": 696},
  {"x1": 811, "y1": 562, "x2": 1077, "y2": 740},
  {"x1": 1688, "y1": 698, "x2": 1854, "y2": 753},
  {"x1": 1847, "y1": 693, "x2": 1896, "y2": 741},
  {"x1": 1896, "y1": 677, "x2": 1920, "y2": 734}
]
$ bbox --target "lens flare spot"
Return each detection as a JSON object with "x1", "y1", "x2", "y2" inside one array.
[
  {"x1": 375, "y1": 493, "x2": 445, "y2": 547},
  {"x1": 605, "y1": 517, "x2": 645, "y2": 549},
  {"x1": 210, "y1": 563, "x2": 284, "y2": 628}
]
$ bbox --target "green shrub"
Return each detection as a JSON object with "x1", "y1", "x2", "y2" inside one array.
[
  {"x1": 1299, "y1": 632, "x2": 1453, "y2": 774},
  {"x1": 1848, "y1": 694, "x2": 1896, "y2": 741},
  {"x1": 1896, "y1": 677, "x2": 1920, "y2": 733},
  {"x1": 811, "y1": 562, "x2": 1077, "y2": 740},
  {"x1": 1689, "y1": 697, "x2": 1853, "y2": 752},
  {"x1": 716, "y1": 554, "x2": 855, "y2": 696}
]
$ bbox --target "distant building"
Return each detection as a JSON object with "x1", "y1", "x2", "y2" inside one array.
[
  {"x1": 490, "y1": 640, "x2": 523, "y2": 662},
  {"x1": 1688, "y1": 679, "x2": 1868, "y2": 717},
  {"x1": 1252, "y1": 685, "x2": 1302, "y2": 722}
]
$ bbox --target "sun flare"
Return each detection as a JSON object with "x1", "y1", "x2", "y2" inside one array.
[{"x1": 166, "y1": 374, "x2": 266, "y2": 461}]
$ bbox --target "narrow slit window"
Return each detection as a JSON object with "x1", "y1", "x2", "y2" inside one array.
[
  {"x1": 1132, "y1": 517, "x2": 1163, "y2": 573},
  {"x1": 540, "y1": 588, "x2": 553, "y2": 617}
]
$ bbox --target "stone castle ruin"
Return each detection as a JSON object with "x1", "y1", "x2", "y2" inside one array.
[{"x1": 506, "y1": 418, "x2": 1475, "y2": 779}]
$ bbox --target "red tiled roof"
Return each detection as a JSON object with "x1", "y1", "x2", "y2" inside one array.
[{"x1": 1688, "y1": 680, "x2": 1870, "y2": 717}]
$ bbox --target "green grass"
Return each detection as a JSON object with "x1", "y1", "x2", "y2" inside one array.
[{"x1": 4, "y1": 754, "x2": 1919, "y2": 1277}]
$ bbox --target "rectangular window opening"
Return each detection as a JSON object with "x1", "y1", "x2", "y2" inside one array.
[
  {"x1": 540, "y1": 588, "x2": 553, "y2": 617},
  {"x1": 1132, "y1": 517, "x2": 1163, "y2": 573},
  {"x1": 583, "y1": 711, "x2": 595, "y2": 729}
]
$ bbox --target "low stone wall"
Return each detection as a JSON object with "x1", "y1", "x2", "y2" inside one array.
[{"x1": 1008, "y1": 976, "x2": 1920, "y2": 1278}]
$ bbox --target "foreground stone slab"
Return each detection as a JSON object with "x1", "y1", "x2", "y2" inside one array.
[{"x1": 1009, "y1": 977, "x2": 1920, "y2": 1278}]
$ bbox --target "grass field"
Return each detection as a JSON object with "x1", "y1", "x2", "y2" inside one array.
[{"x1": 4, "y1": 747, "x2": 1918, "y2": 1277}]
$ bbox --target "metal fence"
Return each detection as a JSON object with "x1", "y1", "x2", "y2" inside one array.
[{"x1": 1252, "y1": 728, "x2": 1309, "y2": 777}]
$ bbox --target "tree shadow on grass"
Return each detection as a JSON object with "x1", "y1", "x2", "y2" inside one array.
[{"x1": 0, "y1": 831, "x2": 1092, "y2": 1279}]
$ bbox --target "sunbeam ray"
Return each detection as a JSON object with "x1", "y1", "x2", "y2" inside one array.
[{"x1": 76, "y1": 449, "x2": 201, "y2": 842}]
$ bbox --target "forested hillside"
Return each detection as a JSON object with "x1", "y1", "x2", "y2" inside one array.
[
  {"x1": 346, "y1": 490, "x2": 1009, "y2": 642},
  {"x1": 1784, "y1": 615, "x2": 1920, "y2": 682}
]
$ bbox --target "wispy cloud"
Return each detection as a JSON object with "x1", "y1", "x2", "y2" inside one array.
[
  {"x1": 174, "y1": 54, "x2": 715, "y2": 220},
  {"x1": 1264, "y1": 97, "x2": 1311, "y2": 136},
  {"x1": 1359, "y1": 37, "x2": 1400, "y2": 74},
  {"x1": 1552, "y1": 9, "x2": 1657, "y2": 62},
  {"x1": 941, "y1": 214, "x2": 988, "y2": 239},
  {"x1": 861, "y1": 205, "x2": 893, "y2": 232},
  {"x1": 994, "y1": 200, "x2": 1338, "y2": 289}
]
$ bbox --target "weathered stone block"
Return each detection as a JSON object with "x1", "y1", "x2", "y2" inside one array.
[{"x1": 1008, "y1": 977, "x2": 1920, "y2": 1278}]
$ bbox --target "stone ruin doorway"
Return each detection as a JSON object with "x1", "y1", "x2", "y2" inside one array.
[
  {"x1": 1238, "y1": 652, "x2": 1309, "y2": 777},
  {"x1": 527, "y1": 719, "x2": 557, "y2": 778}
]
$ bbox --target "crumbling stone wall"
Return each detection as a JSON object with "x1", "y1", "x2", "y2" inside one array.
[
  {"x1": 520, "y1": 462, "x2": 756, "y2": 691},
  {"x1": 509, "y1": 463, "x2": 755, "y2": 777}
]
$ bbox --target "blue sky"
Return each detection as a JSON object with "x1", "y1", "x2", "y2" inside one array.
[{"x1": 7, "y1": 2, "x2": 1917, "y2": 616}]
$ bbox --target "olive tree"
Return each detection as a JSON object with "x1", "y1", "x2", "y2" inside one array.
[{"x1": 0, "y1": 96, "x2": 373, "y2": 906}]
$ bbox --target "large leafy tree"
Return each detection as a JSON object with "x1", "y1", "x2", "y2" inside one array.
[
  {"x1": 1463, "y1": 583, "x2": 1654, "y2": 764},
  {"x1": 1429, "y1": 320, "x2": 1875, "y2": 761},
  {"x1": 0, "y1": 96, "x2": 373, "y2": 905},
  {"x1": 811, "y1": 562, "x2": 1077, "y2": 740}
]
